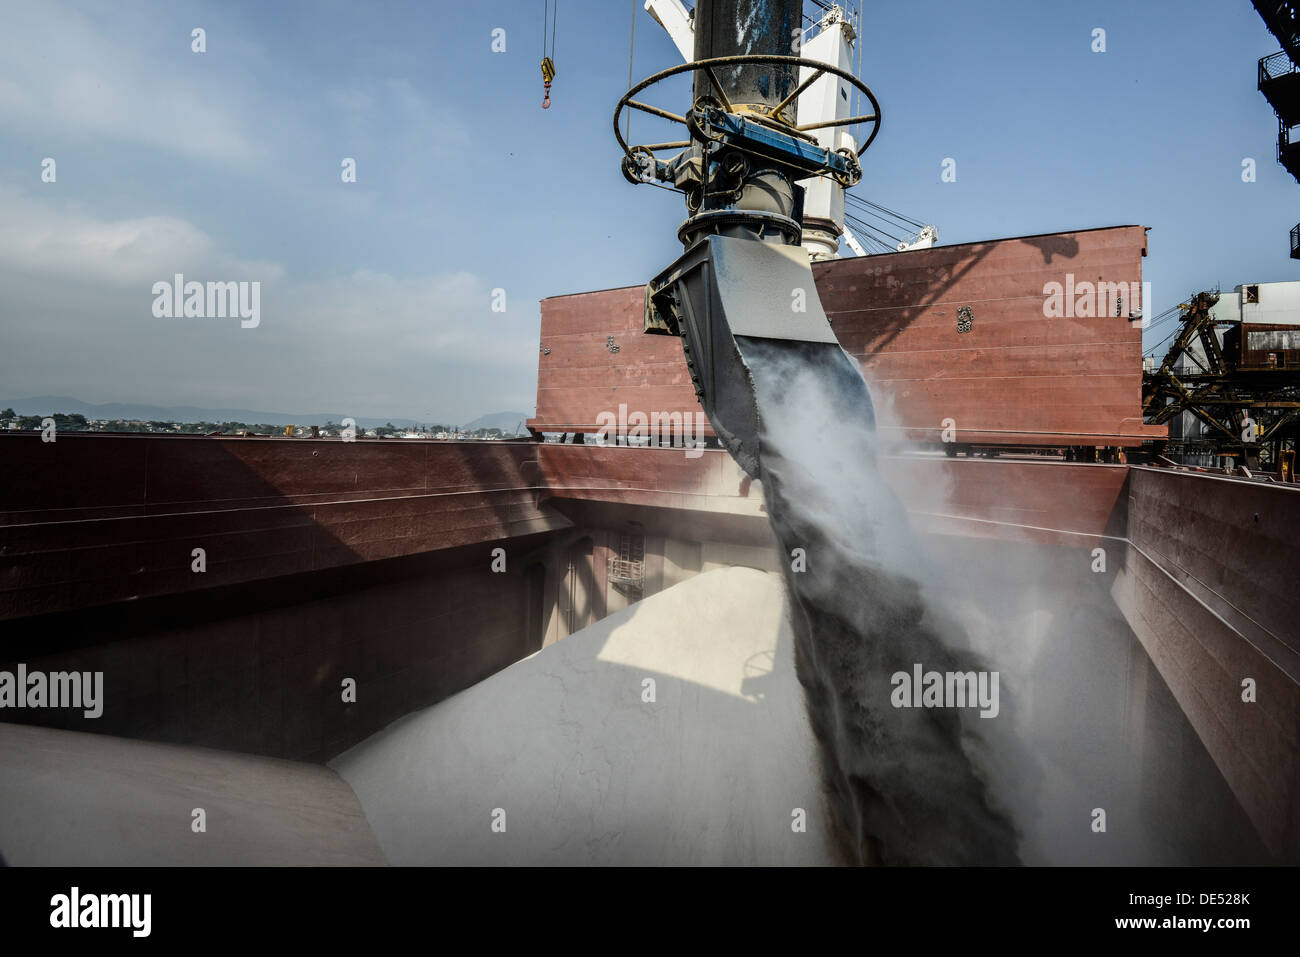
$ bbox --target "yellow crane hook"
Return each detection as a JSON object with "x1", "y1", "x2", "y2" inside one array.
[{"x1": 541, "y1": 56, "x2": 555, "y2": 109}]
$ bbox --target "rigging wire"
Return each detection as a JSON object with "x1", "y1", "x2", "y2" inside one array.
[
  {"x1": 626, "y1": 0, "x2": 636, "y2": 141},
  {"x1": 540, "y1": 1, "x2": 558, "y2": 108},
  {"x1": 1144, "y1": 326, "x2": 1182, "y2": 358},
  {"x1": 1142, "y1": 291, "x2": 1220, "y2": 359},
  {"x1": 844, "y1": 192, "x2": 922, "y2": 225},
  {"x1": 849, "y1": 228, "x2": 897, "y2": 254},
  {"x1": 1143, "y1": 303, "x2": 1195, "y2": 357},
  {"x1": 1142, "y1": 309, "x2": 1183, "y2": 334},
  {"x1": 843, "y1": 203, "x2": 914, "y2": 241},
  {"x1": 845, "y1": 193, "x2": 927, "y2": 229},
  {"x1": 852, "y1": 232, "x2": 894, "y2": 254},
  {"x1": 844, "y1": 211, "x2": 905, "y2": 247}
]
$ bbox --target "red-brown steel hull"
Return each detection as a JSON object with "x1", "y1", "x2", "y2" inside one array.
[{"x1": 532, "y1": 225, "x2": 1167, "y2": 447}]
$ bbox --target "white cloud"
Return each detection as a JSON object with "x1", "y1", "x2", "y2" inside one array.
[
  {"x1": 0, "y1": 3, "x2": 502, "y2": 421},
  {"x1": 0, "y1": 188, "x2": 538, "y2": 421},
  {"x1": 0, "y1": 187, "x2": 283, "y2": 285},
  {"x1": 0, "y1": 1, "x2": 266, "y2": 165}
]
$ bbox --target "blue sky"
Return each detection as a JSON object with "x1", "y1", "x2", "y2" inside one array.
[{"x1": 0, "y1": 0, "x2": 1292, "y2": 422}]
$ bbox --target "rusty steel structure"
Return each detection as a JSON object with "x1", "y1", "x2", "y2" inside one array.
[
  {"x1": 1254, "y1": 1, "x2": 1300, "y2": 253},
  {"x1": 1143, "y1": 290, "x2": 1300, "y2": 469}
]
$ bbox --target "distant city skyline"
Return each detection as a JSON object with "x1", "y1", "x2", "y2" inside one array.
[{"x1": 0, "y1": 395, "x2": 528, "y2": 433}]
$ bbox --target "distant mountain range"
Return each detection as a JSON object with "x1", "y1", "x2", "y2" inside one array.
[
  {"x1": 463, "y1": 411, "x2": 530, "y2": 432},
  {"x1": 1, "y1": 397, "x2": 530, "y2": 433}
]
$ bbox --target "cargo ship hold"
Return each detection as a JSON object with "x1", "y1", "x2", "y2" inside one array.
[{"x1": 0, "y1": 0, "x2": 1296, "y2": 866}]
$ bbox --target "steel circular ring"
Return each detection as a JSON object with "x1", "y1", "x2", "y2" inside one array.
[{"x1": 613, "y1": 54, "x2": 881, "y2": 163}]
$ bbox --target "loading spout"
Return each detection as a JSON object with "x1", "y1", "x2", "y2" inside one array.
[
  {"x1": 644, "y1": 234, "x2": 842, "y2": 477},
  {"x1": 617, "y1": 0, "x2": 882, "y2": 480}
]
